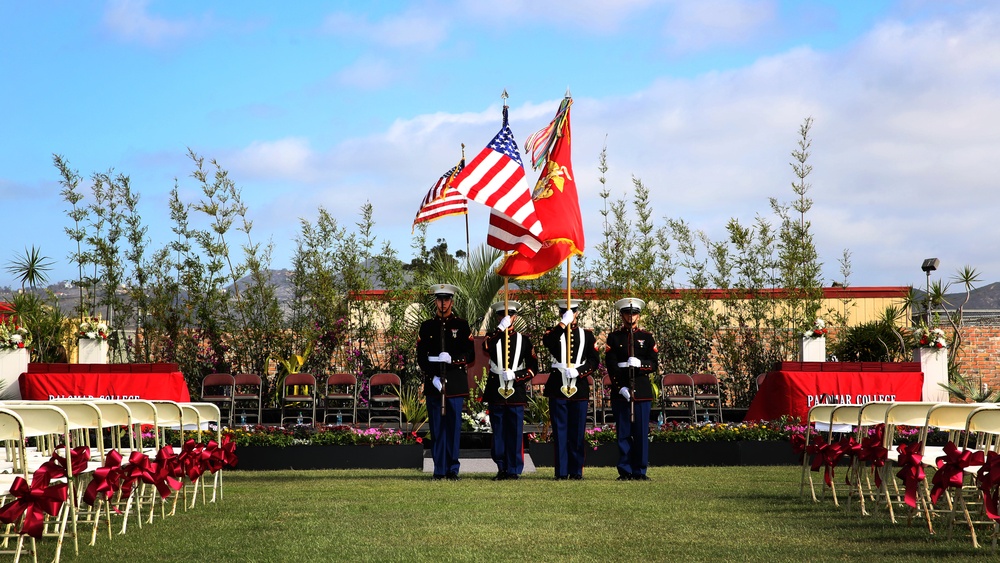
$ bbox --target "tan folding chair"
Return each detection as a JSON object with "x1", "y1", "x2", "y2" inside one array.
[
  {"x1": 368, "y1": 373, "x2": 402, "y2": 426},
  {"x1": 0, "y1": 408, "x2": 34, "y2": 563},
  {"x1": 880, "y1": 401, "x2": 939, "y2": 525},
  {"x1": 180, "y1": 402, "x2": 225, "y2": 507},
  {"x1": 1, "y1": 404, "x2": 77, "y2": 561},
  {"x1": 323, "y1": 373, "x2": 359, "y2": 425},
  {"x1": 954, "y1": 407, "x2": 1000, "y2": 549},
  {"x1": 800, "y1": 403, "x2": 839, "y2": 502},
  {"x1": 917, "y1": 403, "x2": 1000, "y2": 536},
  {"x1": 823, "y1": 404, "x2": 864, "y2": 507},
  {"x1": 848, "y1": 401, "x2": 894, "y2": 516}
]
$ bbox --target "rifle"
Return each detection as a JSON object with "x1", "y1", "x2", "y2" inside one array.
[
  {"x1": 628, "y1": 325, "x2": 636, "y2": 424},
  {"x1": 439, "y1": 317, "x2": 447, "y2": 417}
]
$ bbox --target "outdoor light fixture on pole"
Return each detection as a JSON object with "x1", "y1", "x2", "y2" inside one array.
[{"x1": 921, "y1": 258, "x2": 939, "y2": 324}]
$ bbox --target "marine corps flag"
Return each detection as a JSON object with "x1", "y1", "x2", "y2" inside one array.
[{"x1": 494, "y1": 96, "x2": 584, "y2": 278}]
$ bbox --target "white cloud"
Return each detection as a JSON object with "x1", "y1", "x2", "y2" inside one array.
[
  {"x1": 320, "y1": 10, "x2": 447, "y2": 49},
  {"x1": 102, "y1": 0, "x2": 201, "y2": 47},
  {"x1": 663, "y1": 0, "x2": 778, "y2": 52},
  {"x1": 227, "y1": 138, "x2": 316, "y2": 182},
  {"x1": 365, "y1": 6, "x2": 1000, "y2": 286},
  {"x1": 335, "y1": 56, "x2": 396, "y2": 90},
  {"x1": 456, "y1": 0, "x2": 656, "y2": 32}
]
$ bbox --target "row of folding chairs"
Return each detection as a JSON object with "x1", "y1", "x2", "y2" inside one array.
[
  {"x1": 798, "y1": 400, "x2": 1000, "y2": 550},
  {"x1": 525, "y1": 372, "x2": 723, "y2": 428},
  {"x1": 660, "y1": 373, "x2": 723, "y2": 423},
  {"x1": 0, "y1": 399, "x2": 231, "y2": 562},
  {"x1": 201, "y1": 372, "x2": 403, "y2": 428}
]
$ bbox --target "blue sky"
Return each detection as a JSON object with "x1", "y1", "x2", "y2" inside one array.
[{"x1": 2, "y1": 0, "x2": 998, "y2": 293}]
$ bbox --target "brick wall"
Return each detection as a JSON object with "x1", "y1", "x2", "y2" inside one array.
[{"x1": 954, "y1": 326, "x2": 1000, "y2": 391}]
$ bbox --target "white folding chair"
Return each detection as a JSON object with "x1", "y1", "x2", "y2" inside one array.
[
  {"x1": 848, "y1": 401, "x2": 894, "y2": 516},
  {"x1": 0, "y1": 407, "x2": 34, "y2": 563},
  {"x1": 880, "y1": 401, "x2": 939, "y2": 525},
  {"x1": 1, "y1": 404, "x2": 77, "y2": 562},
  {"x1": 800, "y1": 404, "x2": 839, "y2": 502},
  {"x1": 918, "y1": 403, "x2": 1000, "y2": 536}
]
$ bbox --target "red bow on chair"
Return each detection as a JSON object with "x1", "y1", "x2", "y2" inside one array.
[
  {"x1": 816, "y1": 439, "x2": 849, "y2": 487},
  {"x1": 201, "y1": 440, "x2": 225, "y2": 475},
  {"x1": 153, "y1": 446, "x2": 184, "y2": 499},
  {"x1": 930, "y1": 442, "x2": 984, "y2": 505},
  {"x1": 894, "y1": 441, "x2": 925, "y2": 508},
  {"x1": 83, "y1": 450, "x2": 124, "y2": 507},
  {"x1": 220, "y1": 435, "x2": 238, "y2": 469},
  {"x1": 790, "y1": 433, "x2": 808, "y2": 458},
  {"x1": 806, "y1": 435, "x2": 828, "y2": 472},
  {"x1": 976, "y1": 451, "x2": 1000, "y2": 521},
  {"x1": 35, "y1": 445, "x2": 92, "y2": 482},
  {"x1": 120, "y1": 451, "x2": 157, "y2": 498},
  {"x1": 179, "y1": 439, "x2": 207, "y2": 482},
  {"x1": 838, "y1": 436, "x2": 862, "y2": 486},
  {"x1": 0, "y1": 475, "x2": 68, "y2": 538},
  {"x1": 858, "y1": 433, "x2": 888, "y2": 488}
]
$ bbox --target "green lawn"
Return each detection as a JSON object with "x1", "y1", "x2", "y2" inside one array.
[{"x1": 45, "y1": 467, "x2": 994, "y2": 562}]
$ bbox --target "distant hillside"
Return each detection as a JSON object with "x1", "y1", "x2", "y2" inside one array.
[{"x1": 949, "y1": 281, "x2": 1000, "y2": 310}]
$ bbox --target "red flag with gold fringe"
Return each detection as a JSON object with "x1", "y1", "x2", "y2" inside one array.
[{"x1": 495, "y1": 97, "x2": 583, "y2": 278}]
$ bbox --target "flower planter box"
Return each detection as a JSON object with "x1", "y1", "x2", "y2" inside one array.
[
  {"x1": 78, "y1": 338, "x2": 109, "y2": 364},
  {"x1": 529, "y1": 440, "x2": 797, "y2": 467},
  {"x1": 0, "y1": 348, "x2": 29, "y2": 400},
  {"x1": 234, "y1": 444, "x2": 424, "y2": 471}
]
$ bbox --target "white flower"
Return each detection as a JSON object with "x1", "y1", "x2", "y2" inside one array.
[
  {"x1": 10, "y1": 334, "x2": 22, "y2": 343},
  {"x1": 803, "y1": 319, "x2": 828, "y2": 338}
]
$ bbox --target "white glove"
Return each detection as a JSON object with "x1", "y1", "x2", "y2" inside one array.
[
  {"x1": 561, "y1": 310, "x2": 575, "y2": 325},
  {"x1": 432, "y1": 377, "x2": 443, "y2": 391},
  {"x1": 503, "y1": 370, "x2": 516, "y2": 381},
  {"x1": 627, "y1": 356, "x2": 642, "y2": 368},
  {"x1": 619, "y1": 387, "x2": 631, "y2": 401},
  {"x1": 438, "y1": 351, "x2": 452, "y2": 364},
  {"x1": 565, "y1": 367, "x2": 579, "y2": 379},
  {"x1": 498, "y1": 315, "x2": 512, "y2": 331}
]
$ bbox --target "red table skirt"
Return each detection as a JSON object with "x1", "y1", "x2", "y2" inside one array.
[
  {"x1": 744, "y1": 366, "x2": 924, "y2": 422},
  {"x1": 18, "y1": 363, "x2": 191, "y2": 401}
]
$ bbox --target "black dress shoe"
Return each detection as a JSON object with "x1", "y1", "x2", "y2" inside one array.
[
  {"x1": 632, "y1": 474, "x2": 650, "y2": 481},
  {"x1": 616, "y1": 475, "x2": 631, "y2": 481},
  {"x1": 569, "y1": 475, "x2": 583, "y2": 480},
  {"x1": 506, "y1": 473, "x2": 519, "y2": 480},
  {"x1": 492, "y1": 471, "x2": 506, "y2": 481},
  {"x1": 553, "y1": 475, "x2": 568, "y2": 481},
  {"x1": 445, "y1": 473, "x2": 461, "y2": 481},
  {"x1": 433, "y1": 475, "x2": 445, "y2": 481}
]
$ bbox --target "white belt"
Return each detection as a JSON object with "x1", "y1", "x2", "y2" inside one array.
[
  {"x1": 489, "y1": 361, "x2": 525, "y2": 375},
  {"x1": 551, "y1": 362, "x2": 568, "y2": 370},
  {"x1": 428, "y1": 355, "x2": 447, "y2": 362},
  {"x1": 617, "y1": 362, "x2": 632, "y2": 368}
]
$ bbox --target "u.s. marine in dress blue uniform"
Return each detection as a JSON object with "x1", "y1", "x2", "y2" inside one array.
[
  {"x1": 482, "y1": 301, "x2": 538, "y2": 481},
  {"x1": 416, "y1": 284, "x2": 475, "y2": 481},
  {"x1": 542, "y1": 299, "x2": 600, "y2": 480},
  {"x1": 605, "y1": 297, "x2": 659, "y2": 481}
]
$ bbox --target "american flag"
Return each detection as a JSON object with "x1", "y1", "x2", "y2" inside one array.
[
  {"x1": 451, "y1": 108, "x2": 542, "y2": 240},
  {"x1": 412, "y1": 160, "x2": 467, "y2": 229},
  {"x1": 487, "y1": 208, "x2": 542, "y2": 257}
]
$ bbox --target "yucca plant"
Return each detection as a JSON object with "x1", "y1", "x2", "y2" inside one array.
[{"x1": 397, "y1": 382, "x2": 427, "y2": 433}]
